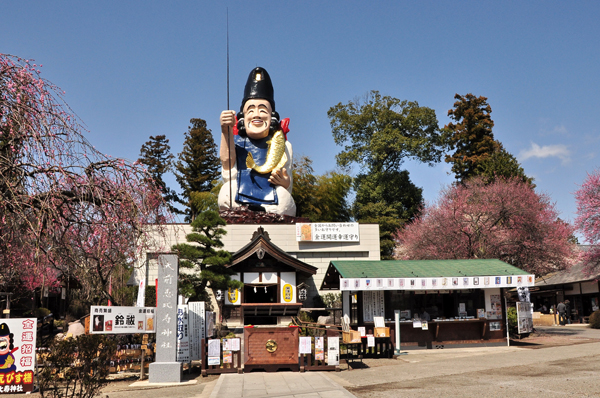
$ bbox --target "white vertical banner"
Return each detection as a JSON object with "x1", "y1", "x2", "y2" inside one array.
[
  {"x1": 327, "y1": 336, "x2": 339, "y2": 366},
  {"x1": 176, "y1": 305, "x2": 190, "y2": 363},
  {"x1": 136, "y1": 279, "x2": 145, "y2": 307},
  {"x1": 188, "y1": 301, "x2": 205, "y2": 361}
]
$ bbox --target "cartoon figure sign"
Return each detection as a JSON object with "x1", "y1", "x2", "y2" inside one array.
[{"x1": 0, "y1": 319, "x2": 37, "y2": 393}]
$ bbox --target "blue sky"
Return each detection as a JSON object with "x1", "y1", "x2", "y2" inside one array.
[{"x1": 2, "y1": 1, "x2": 599, "y2": 230}]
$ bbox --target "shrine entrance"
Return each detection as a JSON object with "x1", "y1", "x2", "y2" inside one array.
[{"x1": 222, "y1": 227, "x2": 318, "y2": 327}]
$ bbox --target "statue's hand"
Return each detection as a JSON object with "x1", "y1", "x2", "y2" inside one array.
[
  {"x1": 269, "y1": 168, "x2": 291, "y2": 189},
  {"x1": 220, "y1": 110, "x2": 236, "y2": 128}
]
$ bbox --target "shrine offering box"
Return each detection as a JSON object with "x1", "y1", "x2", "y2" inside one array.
[
  {"x1": 374, "y1": 327, "x2": 390, "y2": 337},
  {"x1": 342, "y1": 330, "x2": 361, "y2": 344}
]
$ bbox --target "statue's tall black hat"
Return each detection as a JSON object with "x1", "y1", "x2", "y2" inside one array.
[
  {"x1": 241, "y1": 67, "x2": 275, "y2": 112},
  {"x1": 0, "y1": 323, "x2": 10, "y2": 337}
]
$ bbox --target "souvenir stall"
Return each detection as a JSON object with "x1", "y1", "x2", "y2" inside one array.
[{"x1": 321, "y1": 259, "x2": 535, "y2": 348}]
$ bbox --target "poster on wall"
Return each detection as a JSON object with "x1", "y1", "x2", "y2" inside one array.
[
  {"x1": 299, "y1": 336, "x2": 312, "y2": 354},
  {"x1": 362, "y1": 291, "x2": 385, "y2": 322},
  {"x1": 315, "y1": 337, "x2": 324, "y2": 361},
  {"x1": 516, "y1": 302, "x2": 534, "y2": 334},
  {"x1": 0, "y1": 318, "x2": 37, "y2": 394},
  {"x1": 90, "y1": 306, "x2": 155, "y2": 334},
  {"x1": 488, "y1": 295, "x2": 502, "y2": 320},
  {"x1": 489, "y1": 322, "x2": 501, "y2": 331},
  {"x1": 296, "y1": 223, "x2": 360, "y2": 242}
]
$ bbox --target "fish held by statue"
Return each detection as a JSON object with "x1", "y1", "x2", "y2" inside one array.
[{"x1": 246, "y1": 130, "x2": 287, "y2": 174}]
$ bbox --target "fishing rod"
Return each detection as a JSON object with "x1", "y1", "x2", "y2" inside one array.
[{"x1": 227, "y1": 7, "x2": 232, "y2": 209}]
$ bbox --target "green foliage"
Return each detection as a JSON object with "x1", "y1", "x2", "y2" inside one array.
[
  {"x1": 39, "y1": 334, "x2": 116, "y2": 398},
  {"x1": 329, "y1": 90, "x2": 445, "y2": 174},
  {"x1": 138, "y1": 134, "x2": 181, "y2": 214},
  {"x1": 36, "y1": 307, "x2": 52, "y2": 318},
  {"x1": 292, "y1": 156, "x2": 352, "y2": 222},
  {"x1": 354, "y1": 170, "x2": 423, "y2": 258},
  {"x1": 320, "y1": 293, "x2": 342, "y2": 308},
  {"x1": 329, "y1": 91, "x2": 443, "y2": 257},
  {"x1": 172, "y1": 210, "x2": 243, "y2": 302},
  {"x1": 144, "y1": 285, "x2": 156, "y2": 307},
  {"x1": 507, "y1": 306, "x2": 518, "y2": 336},
  {"x1": 175, "y1": 118, "x2": 220, "y2": 221},
  {"x1": 189, "y1": 190, "x2": 218, "y2": 216},
  {"x1": 589, "y1": 310, "x2": 600, "y2": 329},
  {"x1": 475, "y1": 146, "x2": 534, "y2": 186}
]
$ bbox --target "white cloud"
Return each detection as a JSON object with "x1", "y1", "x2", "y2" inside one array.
[{"x1": 519, "y1": 142, "x2": 571, "y2": 164}]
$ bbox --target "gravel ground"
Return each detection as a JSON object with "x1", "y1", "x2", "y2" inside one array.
[{"x1": 328, "y1": 325, "x2": 600, "y2": 398}]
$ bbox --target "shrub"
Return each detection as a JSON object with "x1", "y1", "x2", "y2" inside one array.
[
  {"x1": 39, "y1": 334, "x2": 116, "y2": 398},
  {"x1": 507, "y1": 306, "x2": 518, "y2": 336},
  {"x1": 589, "y1": 310, "x2": 600, "y2": 329}
]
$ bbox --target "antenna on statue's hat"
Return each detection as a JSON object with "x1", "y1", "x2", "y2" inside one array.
[{"x1": 241, "y1": 67, "x2": 275, "y2": 112}]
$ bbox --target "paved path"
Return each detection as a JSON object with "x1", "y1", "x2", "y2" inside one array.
[{"x1": 208, "y1": 372, "x2": 356, "y2": 398}]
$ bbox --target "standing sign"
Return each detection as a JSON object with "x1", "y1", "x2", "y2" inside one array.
[
  {"x1": 0, "y1": 318, "x2": 37, "y2": 394},
  {"x1": 327, "y1": 337, "x2": 339, "y2": 366},
  {"x1": 149, "y1": 254, "x2": 182, "y2": 383},
  {"x1": 188, "y1": 302, "x2": 205, "y2": 361},
  {"x1": 516, "y1": 302, "x2": 534, "y2": 334},
  {"x1": 176, "y1": 305, "x2": 190, "y2": 363},
  {"x1": 90, "y1": 306, "x2": 155, "y2": 334},
  {"x1": 299, "y1": 336, "x2": 312, "y2": 354}
]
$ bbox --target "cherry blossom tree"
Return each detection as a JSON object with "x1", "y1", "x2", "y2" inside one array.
[
  {"x1": 0, "y1": 54, "x2": 170, "y2": 304},
  {"x1": 395, "y1": 177, "x2": 576, "y2": 275},
  {"x1": 575, "y1": 169, "x2": 600, "y2": 274}
]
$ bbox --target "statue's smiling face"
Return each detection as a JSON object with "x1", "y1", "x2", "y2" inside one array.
[
  {"x1": 244, "y1": 99, "x2": 271, "y2": 140},
  {"x1": 0, "y1": 337, "x2": 9, "y2": 355}
]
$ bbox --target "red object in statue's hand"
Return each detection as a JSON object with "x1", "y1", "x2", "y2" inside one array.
[
  {"x1": 233, "y1": 114, "x2": 239, "y2": 135},
  {"x1": 280, "y1": 118, "x2": 290, "y2": 140}
]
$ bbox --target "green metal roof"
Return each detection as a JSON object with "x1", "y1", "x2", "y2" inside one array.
[{"x1": 330, "y1": 259, "x2": 531, "y2": 279}]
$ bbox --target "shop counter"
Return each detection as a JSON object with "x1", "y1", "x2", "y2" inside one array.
[{"x1": 355, "y1": 318, "x2": 505, "y2": 350}]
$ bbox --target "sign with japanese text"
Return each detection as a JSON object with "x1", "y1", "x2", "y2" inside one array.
[
  {"x1": 296, "y1": 223, "x2": 359, "y2": 242},
  {"x1": 188, "y1": 301, "x2": 205, "y2": 361},
  {"x1": 89, "y1": 306, "x2": 155, "y2": 334},
  {"x1": 176, "y1": 305, "x2": 190, "y2": 363},
  {"x1": 341, "y1": 274, "x2": 535, "y2": 291},
  {"x1": 0, "y1": 318, "x2": 37, "y2": 394},
  {"x1": 154, "y1": 254, "x2": 179, "y2": 363}
]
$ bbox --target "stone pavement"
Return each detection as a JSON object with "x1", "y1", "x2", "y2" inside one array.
[{"x1": 208, "y1": 372, "x2": 356, "y2": 398}]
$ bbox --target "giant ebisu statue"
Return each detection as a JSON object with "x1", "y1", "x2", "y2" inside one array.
[{"x1": 219, "y1": 67, "x2": 296, "y2": 217}]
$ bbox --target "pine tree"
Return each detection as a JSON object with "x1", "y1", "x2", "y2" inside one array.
[
  {"x1": 444, "y1": 94, "x2": 500, "y2": 181},
  {"x1": 171, "y1": 210, "x2": 242, "y2": 305},
  {"x1": 175, "y1": 119, "x2": 220, "y2": 221},
  {"x1": 138, "y1": 135, "x2": 181, "y2": 214}
]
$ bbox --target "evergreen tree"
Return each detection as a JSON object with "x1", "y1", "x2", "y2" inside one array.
[
  {"x1": 138, "y1": 135, "x2": 181, "y2": 214},
  {"x1": 171, "y1": 210, "x2": 242, "y2": 305},
  {"x1": 328, "y1": 91, "x2": 444, "y2": 257},
  {"x1": 292, "y1": 156, "x2": 352, "y2": 222},
  {"x1": 444, "y1": 94, "x2": 500, "y2": 181},
  {"x1": 354, "y1": 170, "x2": 423, "y2": 258},
  {"x1": 175, "y1": 118, "x2": 220, "y2": 221},
  {"x1": 475, "y1": 145, "x2": 534, "y2": 186}
]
